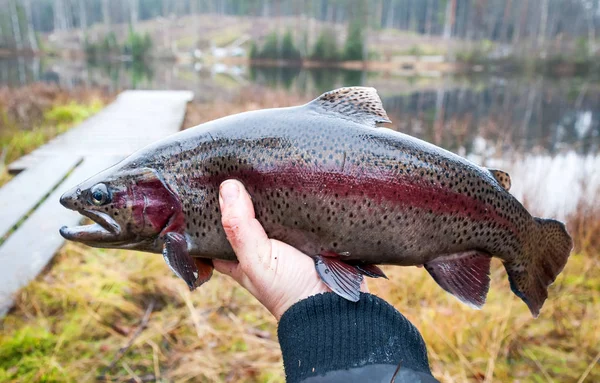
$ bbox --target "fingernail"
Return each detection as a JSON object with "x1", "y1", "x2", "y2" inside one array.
[{"x1": 220, "y1": 180, "x2": 239, "y2": 205}]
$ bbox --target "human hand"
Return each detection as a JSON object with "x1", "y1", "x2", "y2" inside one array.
[{"x1": 213, "y1": 180, "x2": 337, "y2": 320}]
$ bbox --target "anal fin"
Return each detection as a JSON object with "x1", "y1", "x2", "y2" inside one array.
[
  {"x1": 424, "y1": 251, "x2": 491, "y2": 309},
  {"x1": 162, "y1": 232, "x2": 213, "y2": 290}
]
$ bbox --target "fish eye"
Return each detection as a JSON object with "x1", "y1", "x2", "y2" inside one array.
[{"x1": 90, "y1": 183, "x2": 111, "y2": 206}]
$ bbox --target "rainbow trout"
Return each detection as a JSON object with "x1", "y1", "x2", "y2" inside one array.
[{"x1": 59, "y1": 87, "x2": 572, "y2": 317}]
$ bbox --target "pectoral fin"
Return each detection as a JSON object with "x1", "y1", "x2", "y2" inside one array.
[
  {"x1": 313, "y1": 252, "x2": 386, "y2": 302},
  {"x1": 162, "y1": 232, "x2": 213, "y2": 290},
  {"x1": 314, "y1": 254, "x2": 363, "y2": 302},
  {"x1": 424, "y1": 251, "x2": 492, "y2": 309}
]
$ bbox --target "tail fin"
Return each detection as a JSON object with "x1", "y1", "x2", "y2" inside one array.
[{"x1": 504, "y1": 218, "x2": 573, "y2": 317}]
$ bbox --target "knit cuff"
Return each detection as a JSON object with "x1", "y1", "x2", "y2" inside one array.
[{"x1": 277, "y1": 292, "x2": 431, "y2": 383}]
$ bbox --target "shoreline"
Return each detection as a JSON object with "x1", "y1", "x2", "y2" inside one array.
[{"x1": 213, "y1": 56, "x2": 465, "y2": 74}]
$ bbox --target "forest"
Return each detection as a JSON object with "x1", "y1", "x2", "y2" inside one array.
[{"x1": 2, "y1": 0, "x2": 600, "y2": 63}]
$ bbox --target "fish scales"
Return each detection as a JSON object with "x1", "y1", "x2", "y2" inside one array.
[{"x1": 59, "y1": 87, "x2": 572, "y2": 317}]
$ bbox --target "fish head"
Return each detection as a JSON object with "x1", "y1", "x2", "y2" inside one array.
[{"x1": 59, "y1": 165, "x2": 182, "y2": 250}]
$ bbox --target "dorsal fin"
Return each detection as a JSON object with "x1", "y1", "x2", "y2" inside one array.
[
  {"x1": 308, "y1": 87, "x2": 391, "y2": 127},
  {"x1": 488, "y1": 168, "x2": 512, "y2": 191}
]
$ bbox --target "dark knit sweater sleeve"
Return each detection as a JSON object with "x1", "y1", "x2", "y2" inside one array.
[{"x1": 277, "y1": 292, "x2": 434, "y2": 383}]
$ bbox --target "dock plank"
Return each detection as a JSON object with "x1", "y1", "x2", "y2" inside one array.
[
  {"x1": 0, "y1": 155, "x2": 82, "y2": 239},
  {"x1": 8, "y1": 90, "x2": 193, "y2": 172},
  {"x1": 0, "y1": 156, "x2": 121, "y2": 316}
]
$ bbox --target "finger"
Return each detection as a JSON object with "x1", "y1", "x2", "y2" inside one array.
[
  {"x1": 213, "y1": 259, "x2": 262, "y2": 296},
  {"x1": 219, "y1": 180, "x2": 272, "y2": 272},
  {"x1": 213, "y1": 259, "x2": 252, "y2": 291},
  {"x1": 360, "y1": 279, "x2": 370, "y2": 293},
  {"x1": 213, "y1": 259, "x2": 242, "y2": 279}
]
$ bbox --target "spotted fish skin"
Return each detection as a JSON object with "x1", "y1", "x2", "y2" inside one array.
[
  {"x1": 164, "y1": 110, "x2": 524, "y2": 265},
  {"x1": 59, "y1": 87, "x2": 572, "y2": 317}
]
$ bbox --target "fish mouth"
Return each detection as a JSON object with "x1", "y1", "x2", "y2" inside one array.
[{"x1": 59, "y1": 209, "x2": 123, "y2": 245}]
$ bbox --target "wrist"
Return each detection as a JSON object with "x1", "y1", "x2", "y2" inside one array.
[
  {"x1": 277, "y1": 292, "x2": 433, "y2": 382},
  {"x1": 271, "y1": 283, "x2": 331, "y2": 320}
]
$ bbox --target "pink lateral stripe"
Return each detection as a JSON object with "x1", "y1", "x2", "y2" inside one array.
[{"x1": 192, "y1": 165, "x2": 517, "y2": 235}]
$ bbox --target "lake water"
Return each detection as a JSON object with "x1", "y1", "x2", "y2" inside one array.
[{"x1": 1, "y1": 57, "x2": 599, "y2": 219}]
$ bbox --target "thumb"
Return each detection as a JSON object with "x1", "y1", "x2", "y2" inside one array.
[{"x1": 218, "y1": 180, "x2": 272, "y2": 273}]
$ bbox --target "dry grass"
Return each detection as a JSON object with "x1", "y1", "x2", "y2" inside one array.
[
  {"x1": 1, "y1": 225, "x2": 598, "y2": 382},
  {"x1": 1, "y1": 88, "x2": 598, "y2": 382},
  {"x1": 0, "y1": 83, "x2": 112, "y2": 132},
  {"x1": 0, "y1": 83, "x2": 112, "y2": 186},
  {"x1": 182, "y1": 86, "x2": 311, "y2": 129},
  {"x1": 0, "y1": 243, "x2": 283, "y2": 383}
]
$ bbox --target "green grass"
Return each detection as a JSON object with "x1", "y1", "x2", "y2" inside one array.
[{"x1": 0, "y1": 99, "x2": 104, "y2": 187}]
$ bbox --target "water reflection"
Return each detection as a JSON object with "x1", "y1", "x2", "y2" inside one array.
[
  {"x1": 383, "y1": 80, "x2": 600, "y2": 157},
  {"x1": 1, "y1": 57, "x2": 598, "y2": 218},
  {"x1": 87, "y1": 61, "x2": 155, "y2": 89},
  {"x1": 493, "y1": 153, "x2": 599, "y2": 218},
  {"x1": 248, "y1": 65, "x2": 366, "y2": 94}
]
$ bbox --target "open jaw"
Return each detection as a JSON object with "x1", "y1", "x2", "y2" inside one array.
[{"x1": 59, "y1": 209, "x2": 123, "y2": 245}]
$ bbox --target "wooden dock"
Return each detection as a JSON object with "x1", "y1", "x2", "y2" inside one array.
[{"x1": 0, "y1": 90, "x2": 193, "y2": 316}]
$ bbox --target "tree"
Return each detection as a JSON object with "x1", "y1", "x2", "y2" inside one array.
[
  {"x1": 23, "y1": 0, "x2": 38, "y2": 51},
  {"x1": 248, "y1": 40, "x2": 259, "y2": 59},
  {"x1": 124, "y1": 28, "x2": 152, "y2": 60},
  {"x1": 78, "y1": 0, "x2": 87, "y2": 32},
  {"x1": 425, "y1": 0, "x2": 433, "y2": 35},
  {"x1": 280, "y1": 30, "x2": 301, "y2": 60},
  {"x1": 512, "y1": 0, "x2": 529, "y2": 46},
  {"x1": 129, "y1": 0, "x2": 139, "y2": 26},
  {"x1": 9, "y1": 0, "x2": 23, "y2": 49},
  {"x1": 499, "y1": 0, "x2": 512, "y2": 43},
  {"x1": 311, "y1": 28, "x2": 340, "y2": 61},
  {"x1": 53, "y1": 0, "x2": 70, "y2": 32},
  {"x1": 443, "y1": 0, "x2": 456, "y2": 40},
  {"x1": 344, "y1": 20, "x2": 365, "y2": 61},
  {"x1": 587, "y1": 0, "x2": 597, "y2": 56},
  {"x1": 538, "y1": 0, "x2": 549, "y2": 49},
  {"x1": 102, "y1": 0, "x2": 111, "y2": 27},
  {"x1": 386, "y1": 0, "x2": 396, "y2": 29},
  {"x1": 260, "y1": 31, "x2": 279, "y2": 59}
]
